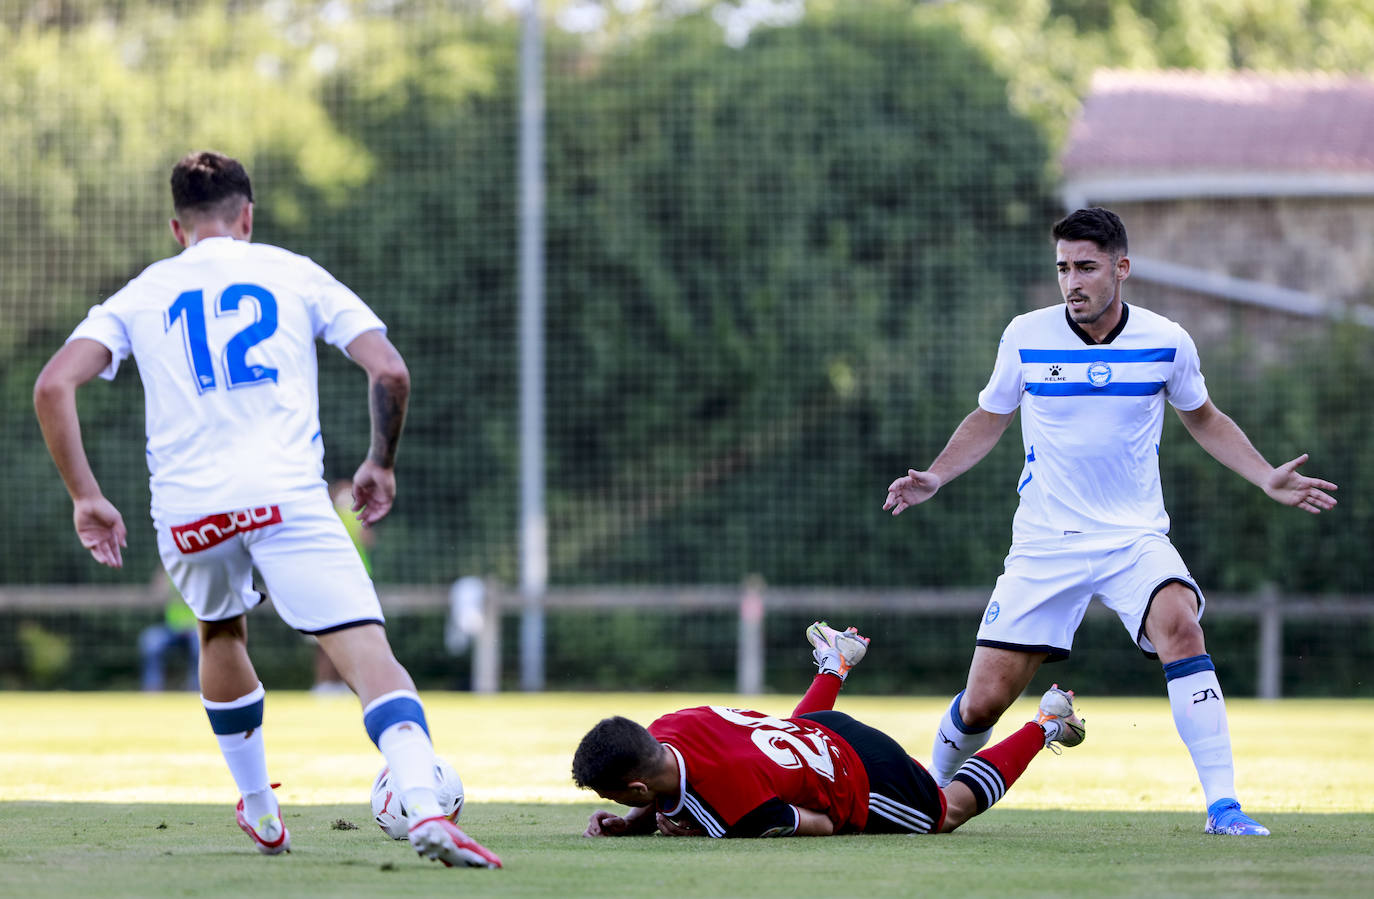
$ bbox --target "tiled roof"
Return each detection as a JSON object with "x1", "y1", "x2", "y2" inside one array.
[{"x1": 1062, "y1": 70, "x2": 1374, "y2": 176}]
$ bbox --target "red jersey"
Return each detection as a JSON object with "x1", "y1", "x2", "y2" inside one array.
[{"x1": 648, "y1": 706, "x2": 870, "y2": 837}]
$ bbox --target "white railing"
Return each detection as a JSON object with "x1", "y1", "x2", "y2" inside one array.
[{"x1": 4, "y1": 583, "x2": 1370, "y2": 699}]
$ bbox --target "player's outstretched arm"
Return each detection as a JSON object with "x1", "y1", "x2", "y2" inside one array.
[
  {"x1": 1176, "y1": 401, "x2": 1337, "y2": 514},
  {"x1": 585, "y1": 806, "x2": 657, "y2": 837},
  {"x1": 33, "y1": 339, "x2": 128, "y2": 568},
  {"x1": 345, "y1": 330, "x2": 410, "y2": 526},
  {"x1": 884, "y1": 407, "x2": 1015, "y2": 515}
]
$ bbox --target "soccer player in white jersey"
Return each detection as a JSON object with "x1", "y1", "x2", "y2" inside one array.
[
  {"x1": 33, "y1": 151, "x2": 501, "y2": 868},
  {"x1": 883, "y1": 207, "x2": 1338, "y2": 836}
]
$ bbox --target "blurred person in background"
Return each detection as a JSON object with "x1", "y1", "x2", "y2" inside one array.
[
  {"x1": 883, "y1": 206, "x2": 1337, "y2": 837},
  {"x1": 139, "y1": 572, "x2": 200, "y2": 692},
  {"x1": 33, "y1": 150, "x2": 499, "y2": 868}
]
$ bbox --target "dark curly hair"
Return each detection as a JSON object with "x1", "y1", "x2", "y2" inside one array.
[
  {"x1": 170, "y1": 151, "x2": 253, "y2": 222},
  {"x1": 571, "y1": 716, "x2": 661, "y2": 793},
  {"x1": 1052, "y1": 207, "x2": 1127, "y2": 258}
]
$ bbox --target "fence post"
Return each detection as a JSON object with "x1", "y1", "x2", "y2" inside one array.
[
  {"x1": 472, "y1": 584, "x2": 502, "y2": 694},
  {"x1": 737, "y1": 575, "x2": 765, "y2": 695},
  {"x1": 1256, "y1": 583, "x2": 1281, "y2": 700}
]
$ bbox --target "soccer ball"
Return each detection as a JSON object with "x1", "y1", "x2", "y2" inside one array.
[{"x1": 370, "y1": 757, "x2": 465, "y2": 840}]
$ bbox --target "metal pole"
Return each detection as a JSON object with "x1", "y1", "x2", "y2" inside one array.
[
  {"x1": 518, "y1": 0, "x2": 547, "y2": 692},
  {"x1": 737, "y1": 576, "x2": 765, "y2": 694},
  {"x1": 1257, "y1": 583, "x2": 1282, "y2": 700}
]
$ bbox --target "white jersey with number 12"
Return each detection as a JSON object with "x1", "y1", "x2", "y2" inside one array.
[{"x1": 68, "y1": 236, "x2": 385, "y2": 521}]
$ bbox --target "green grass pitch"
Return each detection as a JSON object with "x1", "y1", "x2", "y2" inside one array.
[{"x1": 2, "y1": 691, "x2": 1372, "y2": 897}]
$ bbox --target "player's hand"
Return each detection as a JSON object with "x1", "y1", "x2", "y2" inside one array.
[
  {"x1": 584, "y1": 810, "x2": 635, "y2": 837},
  {"x1": 883, "y1": 468, "x2": 941, "y2": 515},
  {"x1": 1264, "y1": 453, "x2": 1338, "y2": 514},
  {"x1": 350, "y1": 458, "x2": 396, "y2": 526},
  {"x1": 656, "y1": 812, "x2": 707, "y2": 837},
  {"x1": 73, "y1": 495, "x2": 127, "y2": 568}
]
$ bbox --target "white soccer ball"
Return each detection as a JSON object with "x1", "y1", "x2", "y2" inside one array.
[{"x1": 370, "y1": 757, "x2": 465, "y2": 840}]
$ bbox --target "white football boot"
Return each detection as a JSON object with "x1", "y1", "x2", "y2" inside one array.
[
  {"x1": 235, "y1": 787, "x2": 290, "y2": 855},
  {"x1": 805, "y1": 621, "x2": 870, "y2": 681},
  {"x1": 1035, "y1": 684, "x2": 1086, "y2": 752},
  {"x1": 408, "y1": 816, "x2": 503, "y2": 868}
]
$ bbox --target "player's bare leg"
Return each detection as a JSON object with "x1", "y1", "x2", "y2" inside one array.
[
  {"x1": 929, "y1": 645, "x2": 1046, "y2": 785},
  {"x1": 1146, "y1": 583, "x2": 1268, "y2": 835},
  {"x1": 198, "y1": 615, "x2": 258, "y2": 701},
  {"x1": 315, "y1": 622, "x2": 417, "y2": 707}
]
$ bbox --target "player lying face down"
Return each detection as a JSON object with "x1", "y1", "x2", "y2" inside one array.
[{"x1": 572, "y1": 623, "x2": 1085, "y2": 838}]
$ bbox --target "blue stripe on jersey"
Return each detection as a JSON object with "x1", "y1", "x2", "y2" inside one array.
[
  {"x1": 1018, "y1": 348, "x2": 1176, "y2": 363},
  {"x1": 1025, "y1": 382, "x2": 1165, "y2": 397}
]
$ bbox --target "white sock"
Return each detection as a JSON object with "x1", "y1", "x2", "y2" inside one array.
[
  {"x1": 204, "y1": 685, "x2": 273, "y2": 817},
  {"x1": 1166, "y1": 666, "x2": 1237, "y2": 806},
  {"x1": 929, "y1": 691, "x2": 993, "y2": 787},
  {"x1": 378, "y1": 721, "x2": 442, "y2": 822}
]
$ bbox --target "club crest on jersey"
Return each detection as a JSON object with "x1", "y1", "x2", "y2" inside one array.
[
  {"x1": 984, "y1": 601, "x2": 1000, "y2": 624},
  {"x1": 171, "y1": 505, "x2": 282, "y2": 553},
  {"x1": 1086, "y1": 361, "x2": 1113, "y2": 387}
]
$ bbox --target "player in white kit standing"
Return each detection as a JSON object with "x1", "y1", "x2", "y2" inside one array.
[
  {"x1": 33, "y1": 151, "x2": 500, "y2": 868},
  {"x1": 883, "y1": 207, "x2": 1338, "y2": 836}
]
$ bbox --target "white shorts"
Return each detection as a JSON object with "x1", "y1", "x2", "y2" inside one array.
[
  {"x1": 155, "y1": 488, "x2": 383, "y2": 634},
  {"x1": 975, "y1": 531, "x2": 1204, "y2": 660}
]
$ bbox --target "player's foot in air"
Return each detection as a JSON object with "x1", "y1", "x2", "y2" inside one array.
[
  {"x1": 806, "y1": 621, "x2": 870, "y2": 681},
  {"x1": 1204, "y1": 799, "x2": 1270, "y2": 836},
  {"x1": 408, "y1": 815, "x2": 503, "y2": 868},
  {"x1": 235, "y1": 789, "x2": 290, "y2": 855},
  {"x1": 1035, "y1": 684, "x2": 1086, "y2": 751}
]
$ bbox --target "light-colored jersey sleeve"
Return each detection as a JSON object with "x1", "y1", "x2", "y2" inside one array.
[
  {"x1": 977, "y1": 320, "x2": 1024, "y2": 414},
  {"x1": 1165, "y1": 326, "x2": 1208, "y2": 411},
  {"x1": 66, "y1": 292, "x2": 136, "y2": 381},
  {"x1": 306, "y1": 262, "x2": 386, "y2": 351}
]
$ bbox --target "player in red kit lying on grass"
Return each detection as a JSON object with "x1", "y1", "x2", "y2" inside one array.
[{"x1": 573, "y1": 622, "x2": 1084, "y2": 838}]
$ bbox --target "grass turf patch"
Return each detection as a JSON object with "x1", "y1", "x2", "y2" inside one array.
[{"x1": 0, "y1": 801, "x2": 1371, "y2": 898}]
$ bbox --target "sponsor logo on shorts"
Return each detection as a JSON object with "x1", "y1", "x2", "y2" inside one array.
[
  {"x1": 984, "y1": 601, "x2": 1000, "y2": 624},
  {"x1": 171, "y1": 506, "x2": 282, "y2": 553}
]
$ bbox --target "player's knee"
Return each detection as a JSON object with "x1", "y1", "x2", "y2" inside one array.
[
  {"x1": 959, "y1": 690, "x2": 1012, "y2": 729},
  {"x1": 1150, "y1": 617, "x2": 1206, "y2": 660}
]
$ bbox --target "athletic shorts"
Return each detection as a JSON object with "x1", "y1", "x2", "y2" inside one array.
[
  {"x1": 154, "y1": 487, "x2": 383, "y2": 634},
  {"x1": 976, "y1": 530, "x2": 1204, "y2": 661},
  {"x1": 799, "y1": 711, "x2": 946, "y2": 835}
]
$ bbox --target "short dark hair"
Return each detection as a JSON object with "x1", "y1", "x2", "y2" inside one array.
[
  {"x1": 571, "y1": 716, "x2": 661, "y2": 793},
  {"x1": 170, "y1": 151, "x2": 253, "y2": 222},
  {"x1": 1052, "y1": 207, "x2": 1127, "y2": 257}
]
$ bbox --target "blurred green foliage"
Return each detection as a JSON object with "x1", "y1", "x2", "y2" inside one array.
[{"x1": 1, "y1": 0, "x2": 1369, "y2": 604}]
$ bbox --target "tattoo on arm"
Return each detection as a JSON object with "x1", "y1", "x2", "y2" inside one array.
[{"x1": 368, "y1": 377, "x2": 408, "y2": 468}]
